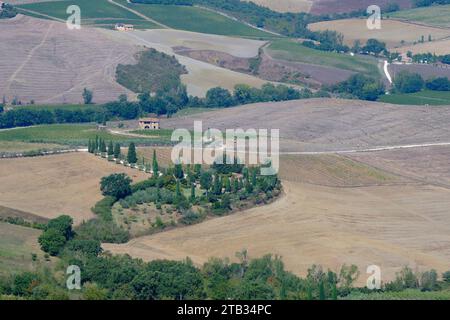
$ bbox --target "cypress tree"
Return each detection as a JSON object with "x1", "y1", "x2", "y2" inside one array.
[
  {"x1": 100, "y1": 139, "x2": 107, "y2": 153},
  {"x1": 114, "y1": 143, "x2": 121, "y2": 159},
  {"x1": 319, "y1": 280, "x2": 326, "y2": 300},
  {"x1": 225, "y1": 177, "x2": 231, "y2": 192},
  {"x1": 152, "y1": 150, "x2": 159, "y2": 175},
  {"x1": 251, "y1": 168, "x2": 257, "y2": 186},
  {"x1": 87, "y1": 139, "x2": 92, "y2": 153},
  {"x1": 107, "y1": 141, "x2": 114, "y2": 156},
  {"x1": 127, "y1": 142, "x2": 137, "y2": 164},
  {"x1": 190, "y1": 183, "x2": 195, "y2": 202},
  {"x1": 94, "y1": 136, "x2": 99, "y2": 152},
  {"x1": 176, "y1": 180, "x2": 182, "y2": 198}
]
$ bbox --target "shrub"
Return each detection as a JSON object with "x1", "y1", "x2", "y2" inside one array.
[
  {"x1": 393, "y1": 71, "x2": 424, "y2": 93},
  {"x1": 426, "y1": 77, "x2": 450, "y2": 91},
  {"x1": 100, "y1": 173, "x2": 132, "y2": 199},
  {"x1": 38, "y1": 228, "x2": 67, "y2": 256}
]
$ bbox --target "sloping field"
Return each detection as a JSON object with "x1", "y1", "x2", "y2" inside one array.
[
  {"x1": 379, "y1": 90, "x2": 450, "y2": 106},
  {"x1": 115, "y1": 1, "x2": 272, "y2": 38},
  {"x1": 0, "y1": 222, "x2": 48, "y2": 275},
  {"x1": 267, "y1": 40, "x2": 380, "y2": 79},
  {"x1": 249, "y1": 0, "x2": 313, "y2": 13},
  {"x1": 389, "y1": 4, "x2": 450, "y2": 29},
  {"x1": 395, "y1": 38, "x2": 450, "y2": 55},
  {"x1": 104, "y1": 179, "x2": 450, "y2": 282},
  {"x1": 0, "y1": 15, "x2": 138, "y2": 104},
  {"x1": 0, "y1": 153, "x2": 148, "y2": 225},
  {"x1": 350, "y1": 145, "x2": 450, "y2": 188},
  {"x1": 309, "y1": 0, "x2": 413, "y2": 15},
  {"x1": 161, "y1": 98, "x2": 450, "y2": 152},
  {"x1": 279, "y1": 154, "x2": 405, "y2": 186},
  {"x1": 389, "y1": 63, "x2": 450, "y2": 81},
  {"x1": 16, "y1": 0, "x2": 158, "y2": 29},
  {"x1": 110, "y1": 29, "x2": 268, "y2": 96},
  {"x1": 309, "y1": 18, "x2": 450, "y2": 49}
]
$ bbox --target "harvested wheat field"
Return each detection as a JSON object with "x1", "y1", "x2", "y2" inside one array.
[
  {"x1": 249, "y1": 0, "x2": 313, "y2": 13},
  {"x1": 309, "y1": 19, "x2": 450, "y2": 49},
  {"x1": 349, "y1": 145, "x2": 450, "y2": 188},
  {"x1": 109, "y1": 29, "x2": 268, "y2": 97},
  {"x1": 309, "y1": 0, "x2": 412, "y2": 15},
  {"x1": 161, "y1": 98, "x2": 450, "y2": 153},
  {"x1": 0, "y1": 152, "x2": 148, "y2": 225},
  {"x1": 395, "y1": 38, "x2": 450, "y2": 56},
  {"x1": 0, "y1": 15, "x2": 138, "y2": 104},
  {"x1": 105, "y1": 156, "x2": 450, "y2": 282}
]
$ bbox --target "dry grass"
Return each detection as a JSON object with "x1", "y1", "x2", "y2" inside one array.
[
  {"x1": 0, "y1": 222, "x2": 50, "y2": 275},
  {"x1": 395, "y1": 38, "x2": 450, "y2": 56},
  {"x1": 309, "y1": 18, "x2": 450, "y2": 49},
  {"x1": 249, "y1": 0, "x2": 313, "y2": 13},
  {"x1": 349, "y1": 146, "x2": 450, "y2": 188},
  {"x1": 0, "y1": 152, "x2": 148, "y2": 225}
]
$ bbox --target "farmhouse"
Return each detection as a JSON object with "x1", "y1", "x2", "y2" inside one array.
[
  {"x1": 115, "y1": 23, "x2": 134, "y2": 31},
  {"x1": 139, "y1": 117, "x2": 160, "y2": 130}
]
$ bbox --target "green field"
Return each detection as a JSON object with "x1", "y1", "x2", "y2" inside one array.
[
  {"x1": 12, "y1": 104, "x2": 105, "y2": 112},
  {"x1": 379, "y1": 90, "x2": 450, "y2": 105},
  {"x1": 0, "y1": 124, "x2": 174, "y2": 146},
  {"x1": 0, "y1": 222, "x2": 49, "y2": 276},
  {"x1": 267, "y1": 40, "x2": 381, "y2": 78},
  {"x1": 344, "y1": 288, "x2": 450, "y2": 300},
  {"x1": 17, "y1": 0, "x2": 158, "y2": 29},
  {"x1": 116, "y1": 0, "x2": 273, "y2": 38},
  {"x1": 389, "y1": 4, "x2": 450, "y2": 28}
]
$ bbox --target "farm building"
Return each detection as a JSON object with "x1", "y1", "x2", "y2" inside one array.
[
  {"x1": 139, "y1": 117, "x2": 160, "y2": 130},
  {"x1": 115, "y1": 23, "x2": 134, "y2": 31}
]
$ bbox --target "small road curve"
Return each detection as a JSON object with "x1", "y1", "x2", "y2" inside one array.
[
  {"x1": 383, "y1": 60, "x2": 393, "y2": 84},
  {"x1": 107, "y1": 0, "x2": 170, "y2": 29}
]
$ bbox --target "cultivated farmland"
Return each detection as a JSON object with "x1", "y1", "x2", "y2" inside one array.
[
  {"x1": 266, "y1": 40, "x2": 381, "y2": 79},
  {"x1": 0, "y1": 153, "x2": 148, "y2": 225},
  {"x1": 161, "y1": 98, "x2": 450, "y2": 152},
  {"x1": 309, "y1": 18, "x2": 450, "y2": 49},
  {"x1": 389, "y1": 4, "x2": 450, "y2": 29},
  {"x1": 104, "y1": 156, "x2": 450, "y2": 283},
  {"x1": 115, "y1": 0, "x2": 272, "y2": 38},
  {"x1": 0, "y1": 15, "x2": 139, "y2": 104}
]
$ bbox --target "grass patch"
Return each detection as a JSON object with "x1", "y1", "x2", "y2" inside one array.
[
  {"x1": 11, "y1": 104, "x2": 105, "y2": 112},
  {"x1": 117, "y1": 1, "x2": 273, "y2": 38},
  {"x1": 116, "y1": 49, "x2": 187, "y2": 94},
  {"x1": 379, "y1": 90, "x2": 450, "y2": 105},
  {"x1": 389, "y1": 4, "x2": 450, "y2": 28},
  {"x1": 0, "y1": 124, "x2": 174, "y2": 146},
  {"x1": 0, "y1": 141, "x2": 63, "y2": 153},
  {"x1": 267, "y1": 39, "x2": 381, "y2": 78},
  {"x1": 17, "y1": 0, "x2": 158, "y2": 29},
  {"x1": 0, "y1": 222, "x2": 49, "y2": 276}
]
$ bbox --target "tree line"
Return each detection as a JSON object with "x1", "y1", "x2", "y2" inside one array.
[{"x1": 0, "y1": 83, "x2": 326, "y2": 129}]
